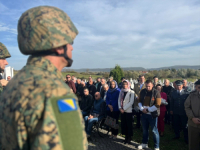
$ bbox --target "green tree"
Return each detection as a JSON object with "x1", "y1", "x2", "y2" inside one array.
[{"x1": 109, "y1": 65, "x2": 124, "y2": 84}]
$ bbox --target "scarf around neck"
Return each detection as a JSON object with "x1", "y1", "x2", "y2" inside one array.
[{"x1": 120, "y1": 80, "x2": 130, "y2": 108}]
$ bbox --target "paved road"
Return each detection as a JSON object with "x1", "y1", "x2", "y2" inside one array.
[{"x1": 88, "y1": 130, "x2": 152, "y2": 150}]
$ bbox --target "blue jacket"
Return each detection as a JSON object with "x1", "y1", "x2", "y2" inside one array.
[
  {"x1": 106, "y1": 88, "x2": 120, "y2": 112},
  {"x1": 92, "y1": 98, "x2": 104, "y2": 114},
  {"x1": 90, "y1": 99, "x2": 106, "y2": 120}
]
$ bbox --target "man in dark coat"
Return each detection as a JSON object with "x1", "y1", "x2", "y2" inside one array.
[
  {"x1": 87, "y1": 78, "x2": 97, "y2": 99},
  {"x1": 80, "y1": 88, "x2": 94, "y2": 117},
  {"x1": 170, "y1": 80, "x2": 189, "y2": 144},
  {"x1": 162, "y1": 79, "x2": 173, "y2": 124}
]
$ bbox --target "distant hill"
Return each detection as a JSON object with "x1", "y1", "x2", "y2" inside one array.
[
  {"x1": 147, "y1": 65, "x2": 200, "y2": 71},
  {"x1": 63, "y1": 67, "x2": 146, "y2": 72},
  {"x1": 62, "y1": 65, "x2": 200, "y2": 72}
]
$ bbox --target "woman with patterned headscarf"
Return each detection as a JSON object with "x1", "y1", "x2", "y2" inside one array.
[{"x1": 118, "y1": 80, "x2": 135, "y2": 144}]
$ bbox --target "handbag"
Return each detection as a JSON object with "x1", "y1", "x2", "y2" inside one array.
[{"x1": 104, "y1": 116, "x2": 119, "y2": 129}]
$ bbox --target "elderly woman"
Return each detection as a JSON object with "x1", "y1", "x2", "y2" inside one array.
[
  {"x1": 156, "y1": 84, "x2": 168, "y2": 137},
  {"x1": 106, "y1": 80, "x2": 120, "y2": 139},
  {"x1": 118, "y1": 80, "x2": 135, "y2": 144}
]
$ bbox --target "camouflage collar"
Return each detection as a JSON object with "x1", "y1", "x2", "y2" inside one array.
[{"x1": 26, "y1": 56, "x2": 64, "y2": 80}]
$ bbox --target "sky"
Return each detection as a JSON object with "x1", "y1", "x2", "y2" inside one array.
[{"x1": 0, "y1": 0, "x2": 200, "y2": 70}]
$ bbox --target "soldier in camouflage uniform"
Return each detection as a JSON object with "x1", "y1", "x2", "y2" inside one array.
[
  {"x1": 0, "y1": 6, "x2": 88, "y2": 150},
  {"x1": 0, "y1": 42, "x2": 11, "y2": 96}
]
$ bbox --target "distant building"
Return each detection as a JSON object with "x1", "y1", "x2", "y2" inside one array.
[{"x1": 142, "y1": 71, "x2": 148, "y2": 74}]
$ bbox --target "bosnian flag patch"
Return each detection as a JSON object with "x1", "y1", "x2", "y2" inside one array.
[{"x1": 57, "y1": 99, "x2": 77, "y2": 113}]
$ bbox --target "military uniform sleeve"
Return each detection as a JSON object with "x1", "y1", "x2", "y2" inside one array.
[
  {"x1": 0, "y1": 82, "x2": 3, "y2": 97},
  {"x1": 28, "y1": 95, "x2": 87, "y2": 150},
  {"x1": 184, "y1": 94, "x2": 194, "y2": 120}
]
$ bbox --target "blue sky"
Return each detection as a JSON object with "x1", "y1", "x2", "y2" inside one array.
[{"x1": 0, "y1": 0, "x2": 200, "y2": 70}]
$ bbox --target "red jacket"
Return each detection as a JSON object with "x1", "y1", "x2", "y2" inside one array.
[
  {"x1": 160, "y1": 92, "x2": 167, "y2": 112},
  {"x1": 66, "y1": 80, "x2": 76, "y2": 93}
]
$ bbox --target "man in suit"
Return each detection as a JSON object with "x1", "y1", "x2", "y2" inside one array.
[
  {"x1": 133, "y1": 75, "x2": 146, "y2": 128},
  {"x1": 170, "y1": 80, "x2": 189, "y2": 144}
]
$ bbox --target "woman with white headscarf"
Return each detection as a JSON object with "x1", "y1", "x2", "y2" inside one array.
[{"x1": 118, "y1": 80, "x2": 135, "y2": 144}]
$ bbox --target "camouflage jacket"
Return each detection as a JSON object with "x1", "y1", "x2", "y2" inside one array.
[
  {"x1": 0, "y1": 82, "x2": 3, "y2": 97},
  {"x1": 0, "y1": 56, "x2": 87, "y2": 150}
]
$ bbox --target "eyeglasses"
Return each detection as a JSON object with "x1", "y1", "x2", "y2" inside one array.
[
  {"x1": 95, "y1": 95, "x2": 98, "y2": 97},
  {"x1": 66, "y1": 77, "x2": 71, "y2": 78}
]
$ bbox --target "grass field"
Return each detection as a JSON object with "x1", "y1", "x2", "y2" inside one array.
[
  {"x1": 62, "y1": 72, "x2": 102, "y2": 80},
  {"x1": 118, "y1": 118, "x2": 188, "y2": 150},
  {"x1": 14, "y1": 70, "x2": 197, "y2": 83}
]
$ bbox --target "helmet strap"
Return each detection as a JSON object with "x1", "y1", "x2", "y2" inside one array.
[
  {"x1": 32, "y1": 45, "x2": 73, "y2": 67},
  {"x1": 59, "y1": 45, "x2": 73, "y2": 67}
]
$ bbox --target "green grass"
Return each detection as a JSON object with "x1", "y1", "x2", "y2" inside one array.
[
  {"x1": 62, "y1": 72, "x2": 102, "y2": 80},
  {"x1": 118, "y1": 119, "x2": 188, "y2": 150}
]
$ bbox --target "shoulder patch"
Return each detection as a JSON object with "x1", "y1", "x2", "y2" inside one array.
[{"x1": 57, "y1": 98, "x2": 77, "y2": 113}]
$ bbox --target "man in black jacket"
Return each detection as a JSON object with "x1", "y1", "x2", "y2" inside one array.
[
  {"x1": 162, "y1": 79, "x2": 173, "y2": 124},
  {"x1": 80, "y1": 88, "x2": 94, "y2": 117},
  {"x1": 87, "y1": 78, "x2": 97, "y2": 99}
]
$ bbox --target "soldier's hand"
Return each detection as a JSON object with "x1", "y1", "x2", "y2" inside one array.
[
  {"x1": 192, "y1": 118, "x2": 200, "y2": 125},
  {"x1": 0, "y1": 79, "x2": 8, "y2": 86}
]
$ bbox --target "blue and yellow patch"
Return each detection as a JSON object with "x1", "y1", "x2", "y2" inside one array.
[{"x1": 57, "y1": 99, "x2": 77, "y2": 113}]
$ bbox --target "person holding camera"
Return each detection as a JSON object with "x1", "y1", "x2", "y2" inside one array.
[
  {"x1": 185, "y1": 80, "x2": 200, "y2": 150},
  {"x1": 137, "y1": 80, "x2": 161, "y2": 150}
]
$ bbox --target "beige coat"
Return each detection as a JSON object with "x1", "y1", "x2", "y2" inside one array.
[
  {"x1": 185, "y1": 91, "x2": 200, "y2": 128},
  {"x1": 133, "y1": 83, "x2": 146, "y2": 108},
  {"x1": 118, "y1": 90, "x2": 135, "y2": 113}
]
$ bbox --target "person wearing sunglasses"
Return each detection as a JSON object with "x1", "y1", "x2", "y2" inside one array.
[
  {"x1": 65, "y1": 74, "x2": 76, "y2": 93},
  {"x1": 185, "y1": 79, "x2": 200, "y2": 150}
]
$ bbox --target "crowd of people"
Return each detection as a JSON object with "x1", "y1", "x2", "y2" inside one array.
[
  {"x1": 0, "y1": 4, "x2": 199, "y2": 150},
  {"x1": 65, "y1": 74, "x2": 200, "y2": 150}
]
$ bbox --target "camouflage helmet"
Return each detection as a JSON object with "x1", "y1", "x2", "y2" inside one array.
[
  {"x1": 17, "y1": 6, "x2": 78, "y2": 55},
  {"x1": 0, "y1": 42, "x2": 11, "y2": 59}
]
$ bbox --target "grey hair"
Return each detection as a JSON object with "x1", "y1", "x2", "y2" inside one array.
[{"x1": 103, "y1": 84, "x2": 109, "y2": 88}]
